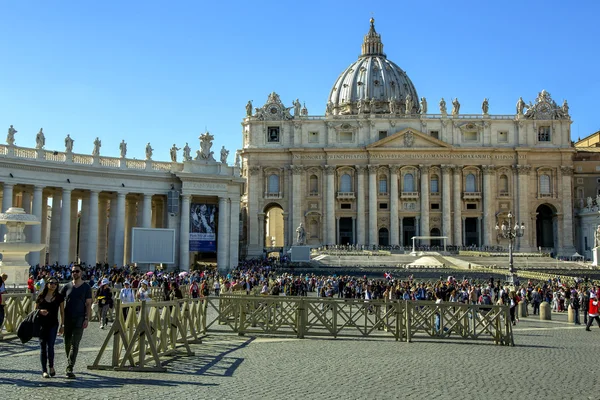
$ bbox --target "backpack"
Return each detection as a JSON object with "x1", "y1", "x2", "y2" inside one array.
[{"x1": 482, "y1": 295, "x2": 492, "y2": 305}]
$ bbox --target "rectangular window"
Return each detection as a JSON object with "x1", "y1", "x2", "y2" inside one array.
[
  {"x1": 379, "y1": 203, "x2": 388, "y2": 210},
  {"x1": 340, "y1": 203, "x2": 352, "y2": 210},
  {"x1": 498, "y1": 131, "x2": 508, "y2": 143},
  {"x1": 538, "y1": 126, "x2": 551, "y2": 142},
  {"x1": 431, "y1": 203, "x2": 440, "y2": 210},
  {"x1": 464, "y1": 131, "x2": 478, "y2": 141},
  {"x1": 378, "y1": 131, "x2": 387, "y2": 140},
  {"x1": 339, "y1": 131, "x2": 353, "y2": 143},
  {"x1": 429, "y1": 130, "x2": 439, "y2": 140},
  {"x1": 268, "y1": 127, "x2": 280, "y2": 142},
  {"x1": 430, "y1": 178, "x2": 439, "y2": 193},
  {"x1": 466, "y1": 203, "x2": 477, "y2": 210},
  {"x1": 379, "y1": 179, "x2": 387, "y2": 194},
  {"x1": 308, "y1": 131, "x2": 319, "y2": 143}
]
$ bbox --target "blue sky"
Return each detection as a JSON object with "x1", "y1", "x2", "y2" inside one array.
[{"x1": 1, "y1": 1, "x2": 598, "y2": 163}]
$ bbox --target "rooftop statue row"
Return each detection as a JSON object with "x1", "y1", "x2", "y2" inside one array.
[
  {"x1": 243, "y1": 91, "x2": 569, "y2": 120},
  {"x1": 4, "y1": 126, "x2": 237, "y2": 167}
]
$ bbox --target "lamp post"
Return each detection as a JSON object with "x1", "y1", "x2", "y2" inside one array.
[{"x1": 495, "y1": 211, "x2": 525, "y2": 284}]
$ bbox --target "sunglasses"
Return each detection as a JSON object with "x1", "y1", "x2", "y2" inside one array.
[
  {"x1": 48, "y1": 282, "x2": 58, "y2": 285},
  {"x1": 71, "y1": 270, "x2": 81, "y2": 273}
]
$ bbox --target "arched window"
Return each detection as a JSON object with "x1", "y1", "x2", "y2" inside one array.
[
  {"x1": 268, "y1": 174, "x2": 279, "y2": 193},
  {"x1": 379, "y1": 176, "x2": 388, "y2": 194},
  {"x1": 340, "y1": 173, "x2": 352, "y2": 192},
  {"x1": 465, "y1": 173, "x2": 476, "y2": 192},
  {"x1": 540, "y1": 174, "x2": 551, "y2": 194},
  {"x1": 430, "y1": 175, "x2": 439, "y2": 193},
  {"x1": 499, "y1": 174, "x2": 508, "y2": 194},
  {"x1": 309, "y1": 175, "x2": 319, "y2": 194},
  {"x1": 403, "y1": 173, "x2": 414, "y2": 192},
  {"x1": 309, "y1": 220, "x2": 319, "y2": 238}
]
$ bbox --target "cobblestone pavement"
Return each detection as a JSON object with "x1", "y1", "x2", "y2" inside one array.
[{"x1": 1, "y1": 309, "x2": 599, "y2": 400}]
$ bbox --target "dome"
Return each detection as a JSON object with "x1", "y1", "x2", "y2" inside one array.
[{"x1": 326, "y1": 18, "x2": 419, "y2": 116}]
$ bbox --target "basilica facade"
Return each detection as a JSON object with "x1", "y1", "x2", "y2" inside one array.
[{"x1": 240, "y1": 19, "x2": 576, "y2": 258}]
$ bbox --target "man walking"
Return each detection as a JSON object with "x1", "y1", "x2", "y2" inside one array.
[{"x1": 59, "y1": 265, "x2": 92, "y2": 379}]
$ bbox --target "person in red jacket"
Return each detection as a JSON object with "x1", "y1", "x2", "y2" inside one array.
[
  {"x1": 585, "y1": 292, "x2": 600, "y2": 331},
  {"x1": 27, "y1": 275, "x2": 35, "y2": 294}
]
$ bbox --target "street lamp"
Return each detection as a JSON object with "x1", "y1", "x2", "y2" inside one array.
[{"x1": 495, "y1": 211, "x2": 525, "y2": 283}]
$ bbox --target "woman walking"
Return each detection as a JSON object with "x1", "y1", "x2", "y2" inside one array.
[{"x1": 35, "y1": 277, "x2": 64, "y2": 378}]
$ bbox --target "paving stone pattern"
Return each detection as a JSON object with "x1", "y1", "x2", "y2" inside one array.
[{"x1": 1, "y1": 309, "x2": 599, "y2": 399}]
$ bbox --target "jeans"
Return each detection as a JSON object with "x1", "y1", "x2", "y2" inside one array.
[
  {"x1": 573, "y1": 308, "x2": 581, "y2": 324},
  {"x1": 40, "y1": 324, "x2": 58, "y2": 372},
  {"x1": 532, "y1": 302, "x2": 540, "y2": 315},
  {"x1": 64, "y1": 317, "x2": 85, "y2": 372},
  {"x1": 100, "y1": 304, "x2": 110, "y2": 326}
]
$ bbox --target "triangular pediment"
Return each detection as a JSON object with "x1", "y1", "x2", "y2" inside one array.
[{"x1": 367, "y1": 128, "x2": 452, "y2": 149}]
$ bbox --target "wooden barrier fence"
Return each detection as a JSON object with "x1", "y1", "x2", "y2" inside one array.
[{"x1": 0, "y1": 293, "x2": 35, "y2": 340}]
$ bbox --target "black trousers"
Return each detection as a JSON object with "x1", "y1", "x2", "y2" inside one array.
[
  {"x1": 63, "y1": 317, "x2": 85, "y2": 372},
  {"x1": 586, "y1": 315, "x2": 600, "y2": 329}
]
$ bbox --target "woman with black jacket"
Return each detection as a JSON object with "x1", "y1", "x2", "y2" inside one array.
[{"x1": 35, "y1": 277, "x2": 64, "y2": 378}]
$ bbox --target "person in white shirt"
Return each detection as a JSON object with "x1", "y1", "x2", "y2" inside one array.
[{"x1": 119, "y1": 280, "x2": 135, "y2": 321}]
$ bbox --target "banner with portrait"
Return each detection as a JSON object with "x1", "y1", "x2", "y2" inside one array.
[{"x1": 189, "y1": 203, "x2": 216, "y2": 252}]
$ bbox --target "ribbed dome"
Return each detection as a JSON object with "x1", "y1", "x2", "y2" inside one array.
[{"x1": 326, "y1": 18, "x2": 419, "y2": 116}]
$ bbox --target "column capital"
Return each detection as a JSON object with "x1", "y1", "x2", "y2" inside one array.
[
  {"x1": 291, "y1": 165, "x2": 304, "y2": 175},
  {"x1": 453, "y1": 165, "x2": 463, "y2": 175},
  {"x1": 324, "y1": 165, "x2": 336, "y2": 175},
  {"x1": 367, "y1": 164, "x2": 378, "y2": 174},
  {"x1": 514, "y1": 164, "x2": 532, "y2": 175},
  {"x1": 560, "y1": 166, "x2": 574, "y2": 176},
  {"x1": 441, "y1": 164, "x2": 453, "y2": 174},
  {"x1": 389, "y1": 165, "x2": 400, "y2": 174},
  {"x1": 482, "y1": 165, "x2": 496, "y2": 175},
  {"x1": 248, "y1": 166, "x2": 261, "y2": 176},
  {"x1": 418, "y1": 164, "x2": 430, "y2": 174},
  {"x1": 33, "y1": 185, "x2": 44, "y2": 193},
  {"x1": 355, "y1": 165, "x2": 367, "y2": 173}
]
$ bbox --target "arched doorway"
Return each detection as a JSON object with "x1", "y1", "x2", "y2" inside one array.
[
  {"x1": 536, "y1": 204, "x2": 555, "y2": 250},
  {"x1": 378, "y1": 227, "x2": 389, "y2": 246},
  {"x1": 430, "y1": 228, "x2": 441, "y2": 247},
  {"x1": 264, "y1": 204, "x2": 284, "y2": 249}
]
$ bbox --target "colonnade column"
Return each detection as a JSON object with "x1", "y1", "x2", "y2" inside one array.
[
  {"x1": 217, "y1": 196, "x2": 230, "y2": 270},
  {"x1": 49, "y1": 192, "x2": 61, "y2": 264},
  {"x1": 229, "y1": 198, "x2": 240, "y2": 269},
  {"x1": 142, "y1": 194, "x2": 152, "y2": 228},
  {"x1": 291, "y1": 165, "x2": 303, "y2": 242},
  {"x1": 1, "y1": 183, "x2": 14, "y2": 239},
  {"x1": 453, "y1": 166, "x2": 463, "y2": 246},
  {"x1": 356, "y1": 166, "x2": 366, "y2": 246},
  {"x1": 113, "y1": 192, "x2": 126, "y2": 266},
  {"x1": 69, "y1": 196, "x2": 78, "y2": 263},
  {"x1": 325, "y1": 165, "x2": 336, "y2": 245},
  {"x1": 368, "y1": 165, "x2": 378, "y2": 246},
  {"x1": 87, "y1": 190, "x2": 99, "y2": 266},
  {"x1": 30, "y1": 186, "x2": 43, "y2": 267},
  {"x1": 22, "y1": 191, "x2": 32, "y2": 247},
  {"x1": 482, "y1": 165, "x2": 494, "y2": 246},
  {"x1": 108, "y1": 196, "x2": 117, "y2": 265},
  {"x1": 179, "y1": 194, "x2": 191, "y2": 271},
  {"x1": 419, "y1": 165, "x2": 430, "y2": 244},
  {"x1": 97, "y1": 197, "x2": 108, "y2": 264},
  {"x1": 41, "y1": 193, "x2": 49, "y2": 265},
  {"x1": 560, "y1": 166, "x2": 576, "y2": 253},
  {"x1": 441, "y1": 165, "x2": 452, "y2": 244},
  {"x1": 125, "y1": 197, "x2": 136, "y2": 264},
  {"x1": 389, "y1": 165, "x2": 399, "y2": 246},
  {"x1": 247, "y1": 166, "x2": 260, "y2": 254},
  {"x1": 79, "y1": 194, "x2": 90, "y2": 264},
  {"x1": 516, "y1": 164, "x2": 531, "y2": 251},
  {"x1": 58, "y1": 188, "x2": 72, "y2": 266}
]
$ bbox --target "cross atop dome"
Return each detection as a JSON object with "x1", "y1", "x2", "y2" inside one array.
[{"x1": 361, "y1": 17, "x2": 385, "y2": 58}]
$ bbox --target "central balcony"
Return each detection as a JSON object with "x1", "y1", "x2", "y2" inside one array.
[
  {"x1": 337, "y1": 191, "x2": 355, "y2": 200},
  {"x1": 462, "y1": 192, "x2": 482, "y2": 200},
  {"x1": 401, "y1": 191, "x2": 420, "y2": 200}
]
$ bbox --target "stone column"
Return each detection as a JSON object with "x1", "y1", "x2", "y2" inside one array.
[
  {"x1": 21, "y1": 191, "x2": 31, "y2": 213},
  {"x1": 247, "y1": 166, "x2": 261, "y2": 255},
  {"x1": 368, "y1": 165, "x2": 378, "y2": 246},
  {"x1": 477, "y1": 216, "x2": 482, "y2": 247},
  {"x1": 291, "y1": 165, "x2": 303, "y2": 240},
  {"x1": 87, "y1": 190, "x2": 99, "y2": 267},
  {"x1": 356, "y1": 166, "x2": 366, "y2": 246},
  {"x1": 560, "y1": 166, "x2": 576, "y2": 254},
  {"x1": 142, "y1": 194, "x2": 152, "y2": 228},
  {"x1": 217, "y1": 196, "x2": 230, "y2": 270},
  {"x1": 125, "y1": 196, "x2": 136, "y2": 264},
  {"x1": 336, "y1": 216, "x2": 341, "y2": 244},
  {"x1": 462, "y1": 217, "x2": 466, "y2": 246},
  {"x1": 113, "y1": 192, "x2": 126, "y2": 266},
  {"x1": 108, "y1": 196, "x2": 117, "y2": 265},
  {"x1": 1, "y1": 183, "x2": 14, "y2": 239},
  {"x1": 179, "y1": 194, "x2": 191, "y2": 271},
  {"x1": 30, "y1": 186, "x2": 43, "y2": 267},
  {"x1": 482, "y1": 165, "x2": 495, "y2": 246},
  {"x1": 97, "y1": 197, "x2": 108, "y2": 264},
  {"x1": 229, "y1": 198, "x2": 240, "y2": 269},
  {"x1": 516, "y1": 164, "x2": 531, "y2": 251},
  {"x1": 79, "y1": 194, "x2": 90, "y2": 264},
  {"x1": 257, "y1": 213, "x2": 266, "y2": 250},
  {"x1": 419, "y1": 165, "x2": 430, "y2": 244},
  {"x1": 441, "y1": 165, "x2": 452, "y2": 244},
  {"x1": 49, "y1": 192, "x2": 61, "y2": 264},
  {"x1": 41, "y1": 193, "x2": 49, "y2": 265},
  {"x1": 282, "y1": 212, "x2": 289, "y2": 248},
  {"x1": 58, "y1": 188, "x2": 72, "y2": 266},
  {"x1": 69, "y1": 196, "x2": 78, "y2": 263},
  {"x1": 390, "y1": 165, "x2": 399, "y2": 246},
  {"x1": 453, "y1": 166, "x2": 463, "y2": 246},
  {"x1": 325, "y1": 165, "x2": 336, "y2": 245}
]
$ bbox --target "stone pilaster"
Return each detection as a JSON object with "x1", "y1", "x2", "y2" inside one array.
[
  {"x1": 389, "y1": 165, "x2": 400, "y2": 246},
  {"x1": 325, "y1": 165, "x2": 336, "y2": 245},
  {"x1": 515, "y1": 164, "x2": 532, "y2": 251},
  {"x1": 419, "y1": 165, "x2": 430, "y2": 244},
  {"x1": 291, "y1": 165, "x2": 304, "y2": 241},
  {"x1": 356, "y1": 165, "x2": 366, "y2": 246},
  {"x1": 441, "y1": 165, "x2": 452, "y2": 244},
  {"x1": 217, "y1": 196, "x2": 230, "y2": 271},
  {"x1": 368, "y1": 165, "x2": 378, "y2": 246},
  {"x1": 482, "y1": 165, "x2": 495, "y2": 246},
  {"x1": 179, "y1": 194, "x2": 191, "y2": 270},
  {"x1": 560, "y1": 166, "x2": 576, "y2": 254},
  {"x1": 453, "y1": 166, "x2": 463, "y2": 246},
  {"x1": 247, "y1": 166, "x2": 261, "y2": 255},
  {"x1": 229, "y1": 198, "x2": 240, "y2": 269}
]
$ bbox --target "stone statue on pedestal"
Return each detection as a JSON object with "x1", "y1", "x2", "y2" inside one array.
[
  {"x1": 7, "y1": 125, "x2": 16, "y2": 145},
  {"x1": 246, "y1": 100, "x2": 253, "y2": 117},
  {"x1": 119, "y1": 140, "x2": 127, "y2": 158},
  {"x1": 35, "y1": 128, "x2": 45, "y2": 149},
  {"x1": 92, "y1": 137, "x2": 101, "y2": 156},
  {"x1": 183, "y1": 143, "x2": 191, "y2": 161},
  {"x1": 64, "y1": 134, "x2": 74, "y2": 153},
  {"x1": 482, "y1": 98, "x2": 489, "y2": 114},
  {"x1": 293, "y1": 99, "x2": 301, "y2": 117},
  {"x1": 420, "y1": 97, "x2": 427, "y2": 114},
  {"x1": 595, "y1": 225, "x2": 600, "y2": 248},
  {"x1": 516, "y1": 97, "x2": 526, "y2": 115},
  {"x1": 452, "y1": 98, "x2": 460, "y2": 116},
  {"x1": 199, "y1": 131, "x2": 215, "y2": 160},
  {"x1": 235, "y1": 151, "x2": 241, "y2": 168},
  {"x1": 439, "y1": 98, "x2": 447, "y2": 115},
  {"x1": 170, "y1": 144, "x2": 180, "y2": 162},
  {"x1": 405, "y1": 94, "x2": 413, "y2": 115},
  {"x1": 296, "y1": 223, "x2": 306, "y2": 245},
  {"x1": 145, "y1": 142, "x2": 153, "y2": 160},
  {"x1": 220, "y1": 146, "x2": 229, "y2": 164}
]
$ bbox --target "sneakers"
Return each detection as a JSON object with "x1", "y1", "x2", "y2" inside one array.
[
  {"x1": 65, "y1": 371, "x2": 76, "y2": 379},
  {"x1": 586, "y1": 327, "x2": 591, "y2": 331},
  {"x1": 42, "y1": 372, "x2": 50, "y2": 379},
  {"x1": 49, "y1": 368, "x2": 56, "y2": 377},
  {"x1": 100, "y1": 324, "x2": 105, "y2": 329}
]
